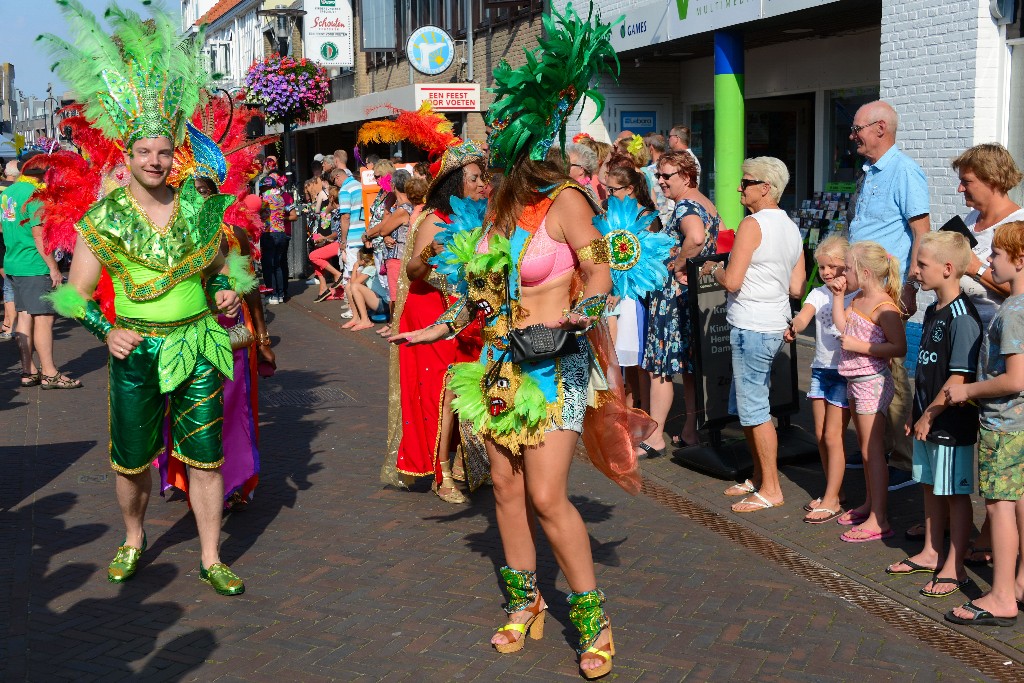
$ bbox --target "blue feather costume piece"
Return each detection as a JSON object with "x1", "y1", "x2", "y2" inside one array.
[
  {"x1": 592, "y1": 196, "x2": 674, "y2": 300},
  {"x1": 430, "y1": 196, "x2": 489, "y2": 295}
]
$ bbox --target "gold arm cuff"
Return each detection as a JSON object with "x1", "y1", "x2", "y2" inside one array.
[{"x1": 576, "y1": 237, "x2": 611, "y2": 264}]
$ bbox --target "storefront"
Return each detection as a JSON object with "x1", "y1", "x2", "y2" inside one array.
[
  {"x1": 562, "y1": 0, "x2": 881, "y2": 226},
  {"x1": 291, "y1": 82, "x2": 483, "y2": 174}
]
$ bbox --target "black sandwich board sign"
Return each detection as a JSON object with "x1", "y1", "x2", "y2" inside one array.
[{"x1": 676, "y1": 254, "x2": 815, "y2": 479}]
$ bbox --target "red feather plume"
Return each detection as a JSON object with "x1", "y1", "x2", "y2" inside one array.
[{"x1": 358, "y1": 102, "x2": 458, "y2": 160}]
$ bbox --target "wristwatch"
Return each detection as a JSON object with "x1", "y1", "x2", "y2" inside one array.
[{"x1": 975, "y1": 263, "x2": 988, "y2": 281}]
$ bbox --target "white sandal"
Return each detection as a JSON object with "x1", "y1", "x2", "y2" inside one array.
[
  {"x1": 723, "y1": 479, "x2": 757, "y2": 497},
  {"x1": 731, "y1": 491, "x2": 780, "y2": 513}
]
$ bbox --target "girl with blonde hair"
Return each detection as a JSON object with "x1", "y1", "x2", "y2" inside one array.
[
  {"x1": 831, "y1": 240, "x2": 907, "y2": 542},
  {"x1": 785, "y1": 235, "x2": 856, "y2": 523}
]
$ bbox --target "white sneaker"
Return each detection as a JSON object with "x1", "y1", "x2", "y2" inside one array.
[
  {"x1": 267, "y1": 296, "x2": 282, "y2": 305},
  {"x1": 340, "y1": 310, "x2": 353, "y2": 319}
]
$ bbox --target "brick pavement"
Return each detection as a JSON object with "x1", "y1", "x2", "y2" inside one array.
[{"x1": 0, "y1": 290, "x2": 1005, "y2": 681}]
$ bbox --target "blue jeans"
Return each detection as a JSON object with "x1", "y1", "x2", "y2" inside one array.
[
  {"x1": 260, "y1": 232, "x2": 290, "y2": 298},
  {"x1": 728, "y1": 327, "x2": 784, "y2": 427}
]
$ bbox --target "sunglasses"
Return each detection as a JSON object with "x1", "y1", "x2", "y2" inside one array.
[
  {"x1": 740, "y1": 178, "x2": 767, "y2": 190},
  {"x1": 654, "y1": 171, "x2": 680, "y2": 180}
]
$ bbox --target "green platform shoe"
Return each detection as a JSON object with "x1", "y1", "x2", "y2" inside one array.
[
  {"x1": 199, "y1": 562, "x2": 245, "y2": 596},
  {"x1": 108, "y1": 531, "x2": 147, "y2": 583}
]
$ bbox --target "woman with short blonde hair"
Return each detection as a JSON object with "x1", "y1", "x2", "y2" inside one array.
[
  {"x1": 741, "y1": 156, "x2": 789, "y2": 204},
  {"x1": 704, "y1": 156, "x2": 805, "y2": 513}
]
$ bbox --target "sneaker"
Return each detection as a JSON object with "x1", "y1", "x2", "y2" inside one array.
[
  {"x1": 305, "y1": 277, "x2": 318, "y2": 285},
  {"x1": 340, "y1": 310, "x2": 353, "y2": 319},
  {"x1": 314, "y1": 289, "x2": 331, "y2": 303},
  {"x1": 267, "y1": 296, "x2": 282, "y2": 305},
  {"x1": 887, "y1": 466, "x2": 917, "y2": 491},
  {"x1": 845, "y1": 451, "x2": 864, "y2": 469}
]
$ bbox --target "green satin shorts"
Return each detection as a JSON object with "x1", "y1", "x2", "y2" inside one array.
[{"x1": 108, "y1": 336, "x2": 224, "y2": 474}]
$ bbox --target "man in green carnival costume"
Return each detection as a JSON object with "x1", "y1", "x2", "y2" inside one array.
[{"x1": 40, "y1": 1, "x2": 248, "y2": 595}]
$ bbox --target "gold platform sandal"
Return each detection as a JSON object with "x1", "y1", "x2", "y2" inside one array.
[
  {"x1": 434, "y1": 459, "x2": 468, "y2": 504},
  {"x1": 493, "y1": 566, "x2": 547, "y2": 654},
  {"x1": 569, "y1": 589, "x2": 614, "y2": 680}
]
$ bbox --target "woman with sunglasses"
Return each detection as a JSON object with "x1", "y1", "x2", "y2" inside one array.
[
  {"x1": 604, "y1": 159, "x2": 662, "y2": 409},
  {"x1": 702, "y1": 157, "x2": 805, "y2": 513},
  {"x1": 638, "y1": 150, "x2": 720, "y2": 456}
]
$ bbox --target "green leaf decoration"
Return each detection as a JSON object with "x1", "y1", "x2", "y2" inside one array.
[
  {"x1": 194, "y1": 315, "x2": 234, "y2": 379},
  {"x1": 157, "y1": 323, "x2": 199, "y2": 394}
]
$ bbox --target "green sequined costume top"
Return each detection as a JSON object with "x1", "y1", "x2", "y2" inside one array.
[{"x1": 76, "y1": 179, "x2": 237, "y2": 393}]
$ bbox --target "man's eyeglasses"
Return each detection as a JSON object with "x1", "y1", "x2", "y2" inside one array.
[
  {"x1": 850, "y1": 120, "x2": 881, "y2": 135},
  {"x1": 740, "y1": 178, "x2": 768, "y2": 190},
  {"x1": 654, "y1": 171, "x2": 680, "y2": 180}
]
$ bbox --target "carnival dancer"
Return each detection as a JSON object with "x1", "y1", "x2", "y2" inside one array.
[
  {"x1": 363, "y1": 104, "x2": 488, "y2": 502},
  {"x1": 41, "y1": 2, "x2": 249, "y2": 595},
  {"x1": 161, "y1": 93, "x2": 278, "y2": 509},
  {"x1": 391, "y1": 5, "x2": 669, "y2": 677}
]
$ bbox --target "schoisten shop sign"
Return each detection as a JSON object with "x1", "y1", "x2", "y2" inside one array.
[{"x1": 304, "y1": 0, "x2": 355, "y2": 68}]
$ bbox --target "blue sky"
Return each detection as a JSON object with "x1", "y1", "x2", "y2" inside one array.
[{"x1": 0, "y1": 0, "x2": 181, "y2": 100}]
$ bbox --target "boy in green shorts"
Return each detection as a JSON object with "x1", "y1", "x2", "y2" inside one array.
[
  {"x1": 885, "y1": 232, "x2": 981, "y2": 598},
  {"x1": 946, "y1": 220, "x2": 1024, "y2": 627}
]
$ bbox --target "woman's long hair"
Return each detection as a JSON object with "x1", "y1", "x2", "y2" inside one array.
[
  {"x1": 607, "y1": 165, "x2": 656, "y2": 213},
  {"x1": 424, "y1": 166, "x2": 466, "y2": 215},
  {"x1": 490, "y1": 158, "x2": 572, "y2": 235}
]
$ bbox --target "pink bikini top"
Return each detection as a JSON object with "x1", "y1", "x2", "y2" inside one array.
[{"x1": 519, "y1": 218, "x2": 576, "y2": 287}]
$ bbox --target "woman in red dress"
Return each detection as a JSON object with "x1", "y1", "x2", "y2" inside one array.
[{"x1": 382, "y1": 141, "x2": 487, "y2": 502}]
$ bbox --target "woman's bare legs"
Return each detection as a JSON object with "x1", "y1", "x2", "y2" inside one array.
[
  {"x1": 680, "y1": 372, "x2": 699, "y2": 444},
  {"x1": 488, "y1": 431, "x2": 611, "y2": 671},
  {"x1": 348, "y1": 283, "x2": 377, "y2": 330},
  {"x1": 640, "y1": 371, "x2": 672, "y2": 453}
]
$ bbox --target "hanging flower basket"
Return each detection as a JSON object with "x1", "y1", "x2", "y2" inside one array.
[{"x1": 243, "y1": 54, "x2": 330, "y2": 126}]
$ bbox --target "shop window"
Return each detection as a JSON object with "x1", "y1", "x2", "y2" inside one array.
[{"x1": 825, "y1": 86, "x2": 879, "y2": 190}]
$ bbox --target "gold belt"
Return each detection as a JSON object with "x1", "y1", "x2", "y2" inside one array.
[{"x1": 116, "y1": 310, "x2": 212, "y2": 338}]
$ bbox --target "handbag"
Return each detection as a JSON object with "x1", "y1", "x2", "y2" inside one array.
[
  {"x1": 502, "y1": 265, "x2": 579, "y2": 364},
  {"x1": 509, "y1": 324, "x2": 579, "y2": 364},
  {"x1": 228, "y1": 323, "x2": 254, "y2": 351}
]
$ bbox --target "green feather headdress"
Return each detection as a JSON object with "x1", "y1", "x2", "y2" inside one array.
[
  {"x1": 38, "y1": 0, "x2": 208, "y2": 150},
  {"x1": 485, "y1": 2, "x2": 621, "y2": 169}
]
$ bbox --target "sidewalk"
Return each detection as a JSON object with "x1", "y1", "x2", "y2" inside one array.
[{"x1": 0, "y1": 287, "x2": 1015, "y2": 681}]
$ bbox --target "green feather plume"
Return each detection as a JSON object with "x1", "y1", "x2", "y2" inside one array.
[
  {"x1": 39, "y1": 0, "x2": 208, "y2": 147},
  {"x1": 225, "y1": 249, "x2": 259, "y2": 295},
  {"x1": 45, "y1": 284, "x2": 88, "y2": 318},
  {"x1": 486, "y1": 2, "x2": 621, "y2": 168}
]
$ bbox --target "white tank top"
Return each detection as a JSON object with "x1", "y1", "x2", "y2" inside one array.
[{"x1": 726, "y1": 208, "x2": 803, "y2": 333}]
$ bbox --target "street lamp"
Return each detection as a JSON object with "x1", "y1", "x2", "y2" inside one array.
[
  {"x1": 44, "y1": 83, "x2": 58, "y2": 141},
  {"x1": 257, "y1": 7, "x2": 306, "y2": 57},
  {"x1": 256, "y1": 6, "x2": 307, "y2": 187}
]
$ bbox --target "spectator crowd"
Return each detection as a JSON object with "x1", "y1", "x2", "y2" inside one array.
[{"x1": 6, "y1": 96, "x2": 1024, "y2": 631}]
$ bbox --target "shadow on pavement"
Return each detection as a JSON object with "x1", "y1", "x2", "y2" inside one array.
[
  {"x1": 1, "y1": 492, "x2": 217, "y2": 681},
  {"x1": 0, "y1": 441, "x2": 97, "y2": 512}
]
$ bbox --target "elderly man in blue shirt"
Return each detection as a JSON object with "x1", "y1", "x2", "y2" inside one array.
[{"x1": 848, "y1": 100, "x2": 931, "y2": 492}]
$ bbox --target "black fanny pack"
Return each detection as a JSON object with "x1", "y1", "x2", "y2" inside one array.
[{"x1": 509, "y1": 324, "x2": 579, "y2": 364}]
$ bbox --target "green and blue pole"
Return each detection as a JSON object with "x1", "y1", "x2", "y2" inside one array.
[{"x1": 714, "y1": 31, "x2": 745, "y2": 232}]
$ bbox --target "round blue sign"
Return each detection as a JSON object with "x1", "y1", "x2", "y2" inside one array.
[{"x1": 407, "y1": 25, "x2": 454, "y2": 76}]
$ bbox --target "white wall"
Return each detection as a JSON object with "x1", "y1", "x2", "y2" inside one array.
[{"x1": 880, "y1": 0, "x2": 1006, "y2": 226}]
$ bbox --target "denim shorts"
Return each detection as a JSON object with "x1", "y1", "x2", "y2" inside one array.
[
  {"x1": 728, "y1": 327, "x2": 784, "y2": 427},
  {"x1": 807, "y1": 367, "x2": 849, "y2": 409},
  {"x1": 2, "y1": 274, "x2": 13, "y2": 303}
]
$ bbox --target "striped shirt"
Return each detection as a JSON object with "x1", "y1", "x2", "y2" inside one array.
[{"x1": 338, "y1": 176, "x2": 365, "y2": 245}]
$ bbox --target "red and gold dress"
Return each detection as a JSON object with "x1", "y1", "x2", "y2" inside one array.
[{"x1": 385, "y1": 211, "x2": 482, "y2": 485}]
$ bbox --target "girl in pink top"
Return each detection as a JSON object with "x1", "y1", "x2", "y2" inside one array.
[{"x1": 831, "y1": 241, "x2": 907, "y2": 543}]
